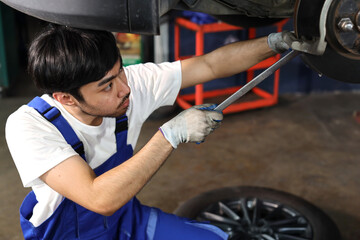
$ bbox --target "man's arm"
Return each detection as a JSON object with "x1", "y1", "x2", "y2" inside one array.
[
  {"x1": 40, "y1": 104, "x2": 222, "y2": 216},
  {"x1": 180, "y1": 36, "x2": 275, "y2": 89},
  {"x1": 41, "y1": 131, "x2": 172, "y2": 216}
]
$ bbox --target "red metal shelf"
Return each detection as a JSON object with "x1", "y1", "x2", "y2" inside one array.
[{"x1": 174, "y1": 17, "x2": 288, "y2": 114}]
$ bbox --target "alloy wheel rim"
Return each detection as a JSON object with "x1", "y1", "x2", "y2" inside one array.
[{"x1": 197, "y1": 198, "x2": 313, "y2": 240}]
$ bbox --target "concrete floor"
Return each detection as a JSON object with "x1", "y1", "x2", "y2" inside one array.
[{"x1": 0, "y1": 82, "x2": 359, "y2": 239}]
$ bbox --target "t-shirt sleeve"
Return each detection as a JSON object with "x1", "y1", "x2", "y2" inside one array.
[
  {"x1": 5, "y1": 106, "x2": 78, "y2": 187},
  {"x1": 125, "y1": 61, "x2": 182, "y2": 123}
]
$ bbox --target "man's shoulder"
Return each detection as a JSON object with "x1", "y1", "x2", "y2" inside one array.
[
  {"x1": 6, "y1": 96, "x2": 54, "y2": 132},
  {"x1": 7, "y1": 103, "x2": 38, "y2": 123},
  {"x1": 9, "y1": 95, "x2": 44, "y2": 117},
  {"x1": 124, "y1": 61, "x2": 180, "y2": 74}
]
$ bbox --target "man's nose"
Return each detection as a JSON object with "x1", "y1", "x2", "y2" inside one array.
[{"x1": 117, "y1": 78, "x2": 130, "y2": 97}]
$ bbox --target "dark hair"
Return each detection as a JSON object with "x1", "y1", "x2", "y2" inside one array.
[{"x1": 27, "y1": 24, "x2": 121, "y2": 100}]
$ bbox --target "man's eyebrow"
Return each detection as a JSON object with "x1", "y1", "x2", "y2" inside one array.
[
  {"x1": 97, "y1": 64, "x2": 123, "y2": 87},
  {"x1": 97, "y1": 75, "x2": 116, "y2": 87}
]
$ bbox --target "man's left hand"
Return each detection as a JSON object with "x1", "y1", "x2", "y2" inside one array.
[{"x1": 267, "y1": 31, "x2": 305, "y2": 54}]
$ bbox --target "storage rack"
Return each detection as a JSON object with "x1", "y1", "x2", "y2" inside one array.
[{"x1": 174, "y1": 17, "x2": 288, "y2": 114}]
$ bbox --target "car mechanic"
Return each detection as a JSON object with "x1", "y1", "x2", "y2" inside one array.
[{"x1": 5, "y1": 24, "x2": 294, "y2": 239}]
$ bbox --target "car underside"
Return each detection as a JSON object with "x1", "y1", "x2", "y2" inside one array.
[
  {"x1": 0, "y1": 0, "x2": 297, "y2": 34},
  {"x1": 0, "y1": 0, "x2": 359, "y2": 82}
]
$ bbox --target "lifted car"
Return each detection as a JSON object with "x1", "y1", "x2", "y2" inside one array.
[
  {"x1": 0, "y1": 0, "x2": 297, "y2": 34},
  {"x1": 1, "y1": 0, "x2": 359, "y2": 83}
]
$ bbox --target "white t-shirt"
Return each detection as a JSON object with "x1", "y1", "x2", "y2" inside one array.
[{"x1": 5, "y1": 61, "x2": 181, "y2": 227}]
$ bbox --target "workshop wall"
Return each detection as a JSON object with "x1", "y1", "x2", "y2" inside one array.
[
  {"x1": 167, "y1": 11, "x2": 360, "y2": 95},
  {"x1": 0, "y1": 2, "x2": 20, "y2": 93}
]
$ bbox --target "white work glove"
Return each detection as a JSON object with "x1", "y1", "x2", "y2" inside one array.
[
  {"x1": 267, "y1": 31, "x2": 303, "y2": 54},
  {"x1": 159, "y1": 103, "x2": 223, "y2": 148}
]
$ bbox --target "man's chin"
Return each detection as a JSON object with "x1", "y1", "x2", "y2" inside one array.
[{"x1": 110, "y1": 109, "x2": 128, "y2": 118}]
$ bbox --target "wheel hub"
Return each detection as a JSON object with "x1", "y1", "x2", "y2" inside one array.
[
  {"x1": 327, "y1": 0, "x2": 360, "y2": 59},
  {"x1": 295, "y1": 0, "x2": 360, "y2": 82}
]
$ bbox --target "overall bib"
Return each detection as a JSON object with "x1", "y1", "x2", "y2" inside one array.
[{"x1": 19, "y1": 96, "x2": 228, "y2": 240}]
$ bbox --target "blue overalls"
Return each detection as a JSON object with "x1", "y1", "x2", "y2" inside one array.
[{"x1": 19, "y1": 96, "x2": 228, "y2": 240}]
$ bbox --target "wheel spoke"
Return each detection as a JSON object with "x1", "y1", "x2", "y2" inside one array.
[
  {"x1": 261, "y1": 234, "x2": 276, "y2": 240},
  {"x1": 276, "y1": 227, "x2": 308, "y2": 234},
  {"x1": 240, "y1": 198, "x2": 252, "y2": 225},
  {"x1": 264, "y1": 204, "x2": 284, "y2": 220},
  {"x1": 218, "y1": 201, "x2": 241, "y2": 221},
  {"x1": 201, "y1": 211, "x2": 242, "y2": 226},
  {"x1": 267, "y1": 216, "x2": 303, "y2": 227},
  {"x1": 252, "y1": 198, "x2": 261, "y2": 224},
  {"x1": 276, "y1": 233, "x2": 311, "y2": 240}
]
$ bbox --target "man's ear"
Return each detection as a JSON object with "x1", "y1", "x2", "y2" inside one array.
[{"x1": 52, "y1": 92, "x2": 76, "y2": 106}]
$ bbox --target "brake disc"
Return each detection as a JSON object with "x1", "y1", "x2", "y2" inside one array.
[{"x1": 295, "y1": 0, "x2": 360, "y2": 83}]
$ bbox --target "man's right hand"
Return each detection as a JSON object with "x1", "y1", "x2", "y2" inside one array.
[{"x1": 159, "y1": 103, "x2": 223, "y2": 148}]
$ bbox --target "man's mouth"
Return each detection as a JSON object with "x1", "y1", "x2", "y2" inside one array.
[{"x1": 119, "y1": 94, "x2": 130, "y2": 108}]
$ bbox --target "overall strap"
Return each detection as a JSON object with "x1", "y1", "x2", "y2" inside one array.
[
  {"x1": 27, "y1": 96, "x2": 86, "y2": 160},
  {"x1": 91, "y1": 114, "x2": 132, "y2": 176},
  {"x1": 115, "y1": 115, "x2": 128, "y2": 133},
  {"x1": 115, "y1": 114, "x2": 131, "y2": 152}
]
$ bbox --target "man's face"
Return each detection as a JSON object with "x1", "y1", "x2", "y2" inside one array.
[{"x1": 76, "y1": 59, "x2": 131, "y2": 118}]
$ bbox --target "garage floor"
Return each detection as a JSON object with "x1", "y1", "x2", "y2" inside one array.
[{"x1": 0, "y1": 80, "x2": 359, "y2": 239}]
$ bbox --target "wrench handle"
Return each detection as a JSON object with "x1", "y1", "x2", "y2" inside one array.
[{"x1": 214, "y1": 50, "x2": 300, "y2": 112}]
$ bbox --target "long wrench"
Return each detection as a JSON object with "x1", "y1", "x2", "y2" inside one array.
[{"x1": 214, "y1": 50, "x2": 300, "y2": 112}]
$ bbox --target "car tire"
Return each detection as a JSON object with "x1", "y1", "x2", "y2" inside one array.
[{"x1": 174, "y1": 186, "x2": 341, "y2": 240}]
